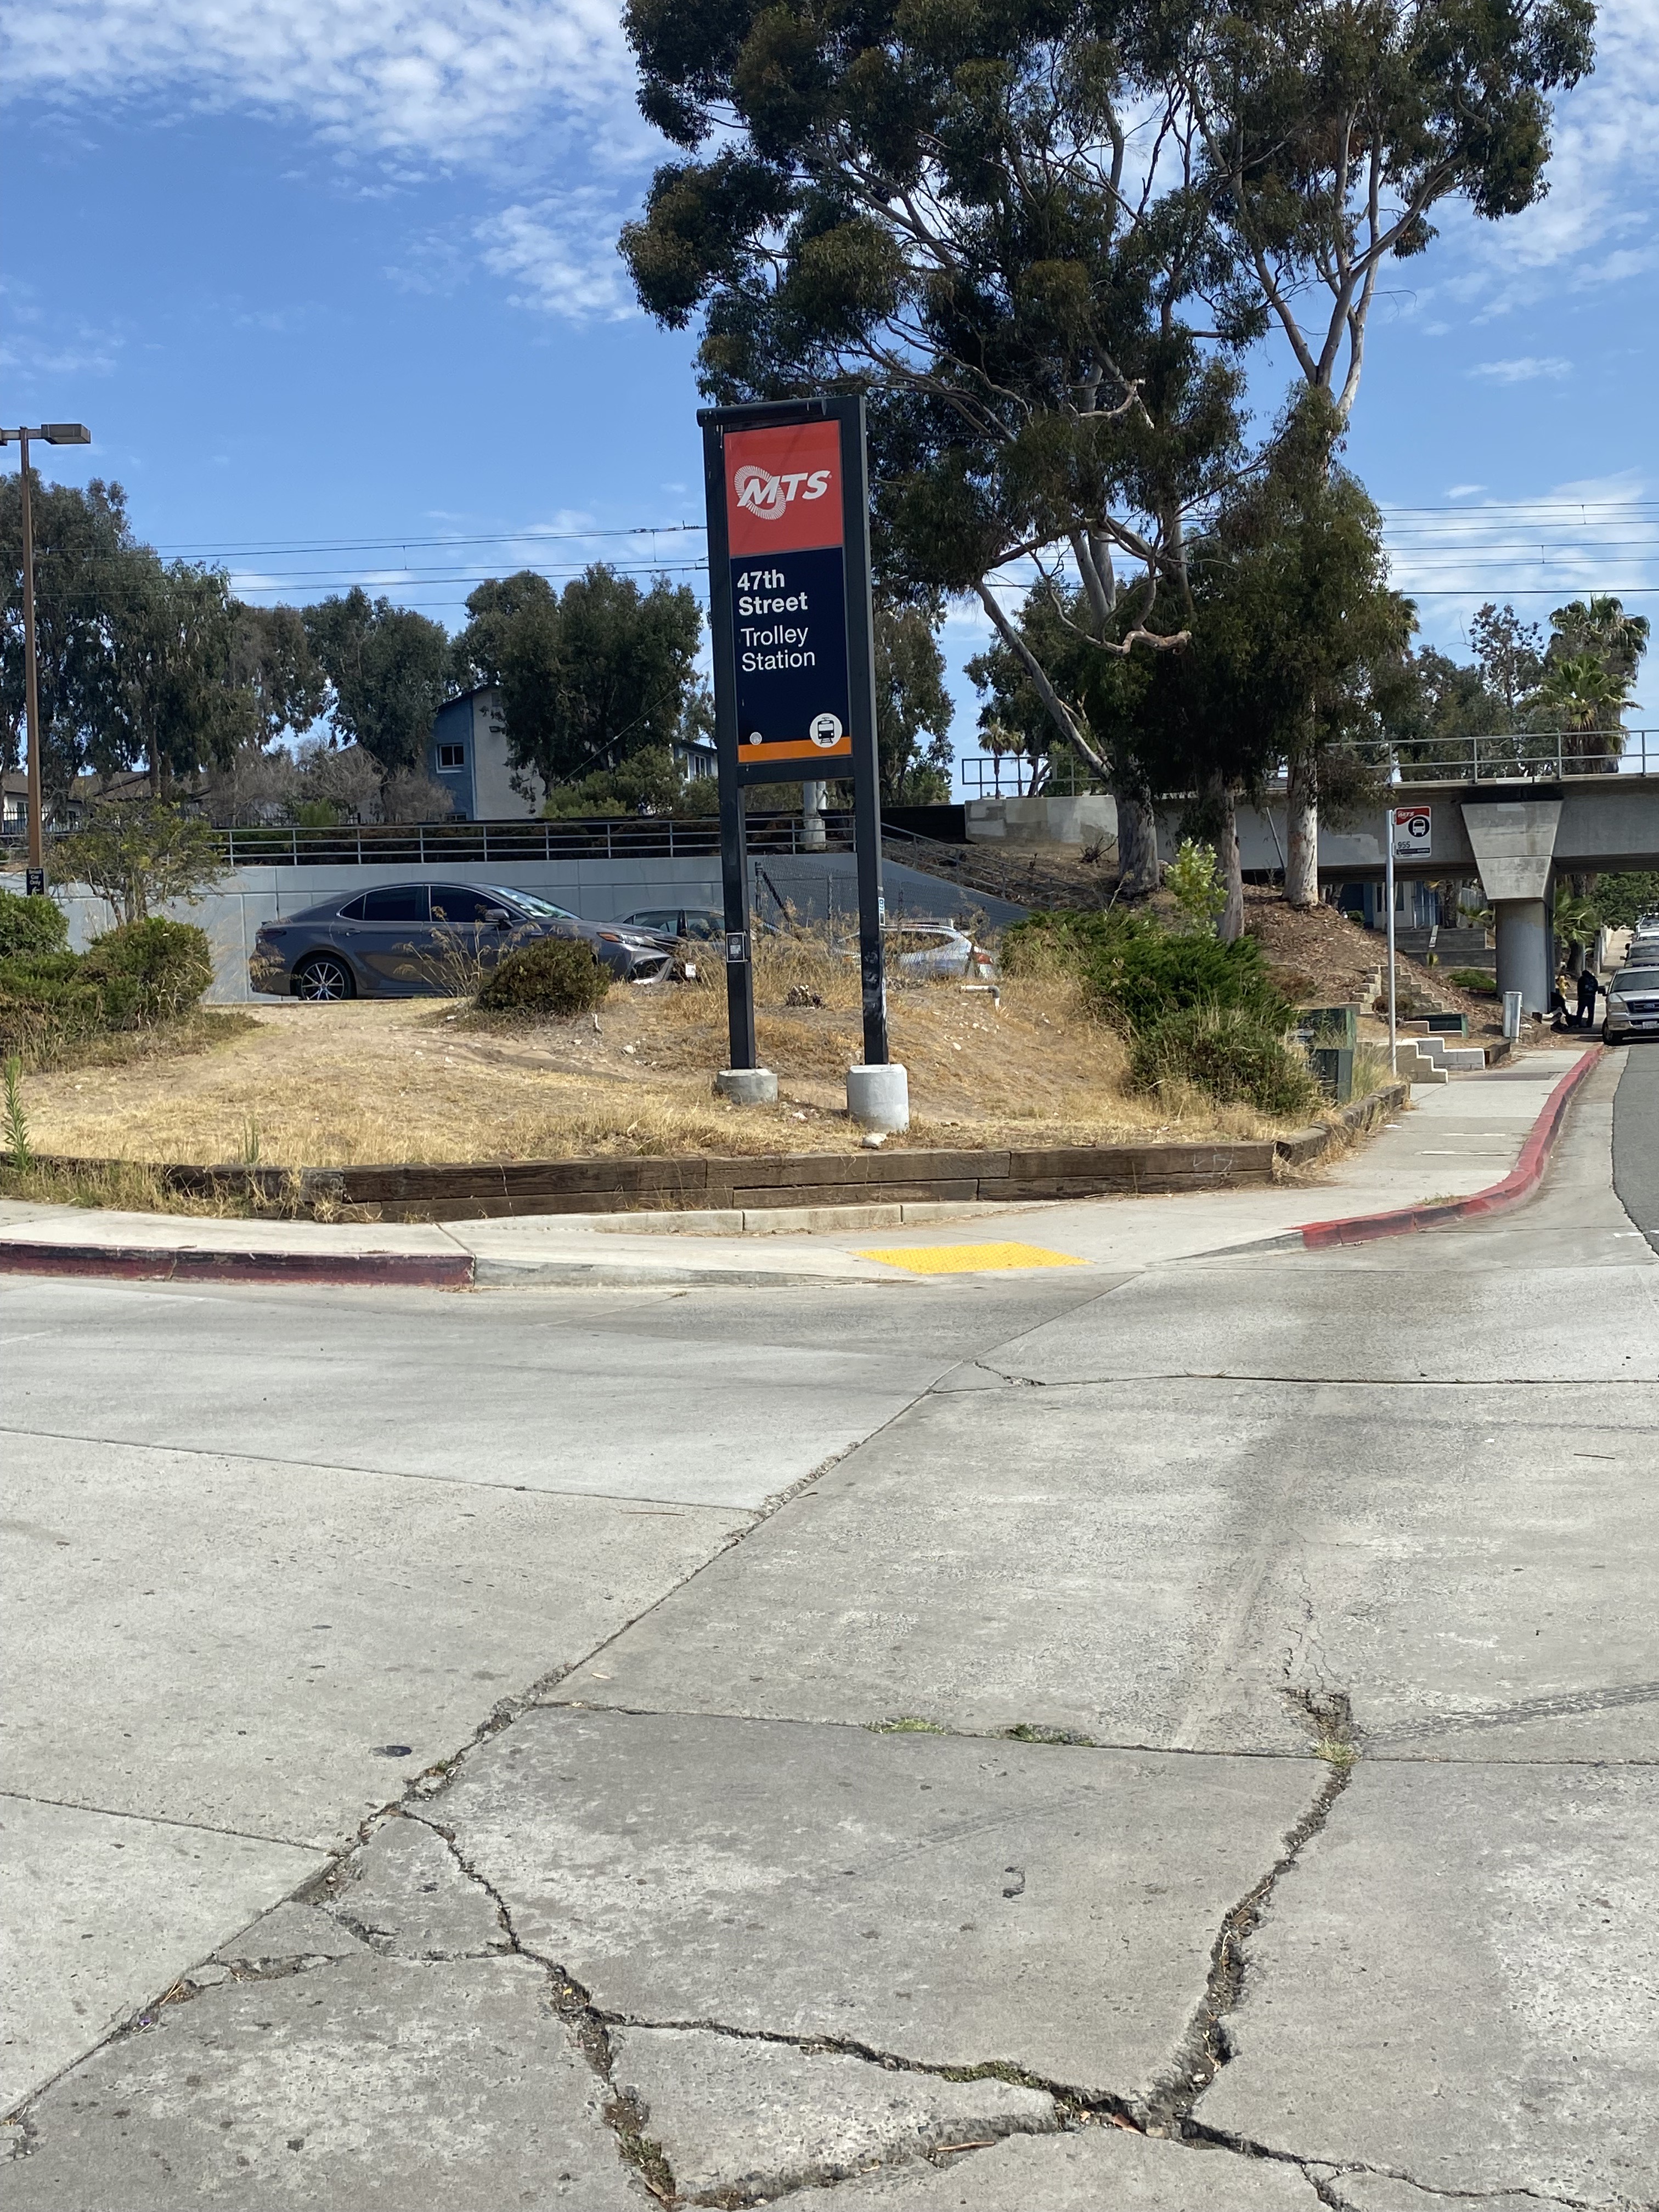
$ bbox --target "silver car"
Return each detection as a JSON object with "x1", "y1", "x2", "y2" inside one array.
[
  {"x1": 837, "y1": 920, "x2": 991, "y2": 981},
  {"x1": 1602, "y1": 964, "x2": 1659, "y2": 1043},
  {"x1": 250, "y1": 883, "x2": 674, "y2": 1000}
]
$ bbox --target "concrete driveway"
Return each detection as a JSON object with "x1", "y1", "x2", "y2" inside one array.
[{"x1": 2, "y1": 1049, "x2": 1655, "y2": 2208}]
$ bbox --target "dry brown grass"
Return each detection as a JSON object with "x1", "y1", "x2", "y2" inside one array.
[
  {"x1": 14, "y1": 932, "x2": 1311, "y2": 1170},
  {"x1": 0, "y1": 1158, "x2": 259, "y2": 1217}
]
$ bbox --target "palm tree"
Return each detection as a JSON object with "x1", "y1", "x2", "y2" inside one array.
[
  {"x1": 1541, "y1": 599, "x2": 1649, "y2": 770},
  {"x1": 1549, "y1": 596, "x2": 1650, "y2": 685}
]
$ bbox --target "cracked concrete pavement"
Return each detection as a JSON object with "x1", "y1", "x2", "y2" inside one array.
[{"x1": 3, "y1": 1046, "x2": 1656, "y2": 2207}]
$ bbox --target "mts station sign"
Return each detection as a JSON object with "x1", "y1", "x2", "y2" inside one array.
[{"x1": 701, "y1": 396, "x2": 889, "y2": 1076}]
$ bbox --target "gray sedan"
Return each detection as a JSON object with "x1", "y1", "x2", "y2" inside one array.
[{"x1": 250, "y1": 883, "x2": 675, "y2": 1001}]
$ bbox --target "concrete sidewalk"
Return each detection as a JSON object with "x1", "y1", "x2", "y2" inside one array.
[
  {"x1": 2, "y1": 1042, "x2": 1651, "y2": 2208},
  {"x1": 0, "y1": 1048, "x2": 1594, "y2": 1288}
]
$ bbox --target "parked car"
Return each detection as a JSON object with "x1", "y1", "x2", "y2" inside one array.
[
  {"x1": 836, "y1": 919, "x2": 992, "y2": 980},
  {"x1": 618, "y1": 910, "x2": 784, "y2": 952},
  {"x1": 250, "y1": 883, "x2": 675, "y2": 1000},
  {"x1": 1602, "y1": 963, "x2": 1659, "y2": 1043},
  {"x1": 618, "y1": 907, "x2": 729, "y2": 945}
]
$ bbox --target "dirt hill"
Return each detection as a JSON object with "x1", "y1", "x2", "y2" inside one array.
[{"x1": 1240, "y1": 888, "x2": 1497, "y2": 1029}]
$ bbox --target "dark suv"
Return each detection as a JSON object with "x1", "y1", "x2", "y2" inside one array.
[{"x1": 250, "y1": 883, "x2": 674, "y2": 1000}]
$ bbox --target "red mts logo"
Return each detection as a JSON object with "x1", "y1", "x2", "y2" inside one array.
[{"x1": 725, "y1": 421, "x2": 843, "y2": 557}]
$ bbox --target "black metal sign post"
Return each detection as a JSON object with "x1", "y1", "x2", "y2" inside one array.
[{"x1": 698, "y1": 394, "x2": 888, "y2": 1074}]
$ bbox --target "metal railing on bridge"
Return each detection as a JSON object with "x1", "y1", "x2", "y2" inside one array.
[
  {"x1": 958, "y1": 733, "x2": 1659, "y2": 795},
  {"x1": 958, "y1": 754, "x2": 1089, "y2": 798},
  {"x1": 1391, "y1": 731, "x2": 1656, "y2": 782},
  {"x1": 1, "y1": 812, "x2": 862, "y2": 869}
]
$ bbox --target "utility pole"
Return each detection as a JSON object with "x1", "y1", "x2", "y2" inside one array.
[{"x1": 2, "y1": 422, "x2": 92, "y2": 894}]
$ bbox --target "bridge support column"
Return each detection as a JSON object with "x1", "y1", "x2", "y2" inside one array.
[
  {"x1": 1462, "y1": 799, "x2": 1563, "y2": 1017},
  {"x1": 1493, "y1": 898, "x2": 1554, "y2": 1017}
]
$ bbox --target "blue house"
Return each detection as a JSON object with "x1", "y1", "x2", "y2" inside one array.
[{"x1": 427, "y1": 689, "x2": 537, "y2": 821}]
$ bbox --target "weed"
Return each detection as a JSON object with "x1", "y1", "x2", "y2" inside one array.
[
  {"x1": 1001, "y1": 1723, "x2": 1098, "y2": 1746},
  {"x1": 0, "y1": 1157, "x2": 254, "y2": 1217},
  {"x1": 3, "y1": 1054, "x2": 31, "y2": 1171},
  {"x1": 867, "y1": 1716, "x2": 948, "y2": 1734}
]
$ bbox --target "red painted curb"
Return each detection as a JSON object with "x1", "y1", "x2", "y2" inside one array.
[
  {"x1": 0, "y1": 1240, "x2": 475, "y2": 1289},
  {"x1": 1298, "y1": 1047, "x2": 1602, "y2": 1250}
]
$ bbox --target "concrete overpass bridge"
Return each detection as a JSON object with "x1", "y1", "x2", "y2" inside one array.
[{"x1": 1224, "y1": 769, "x2": 1659, "y2": 1014}]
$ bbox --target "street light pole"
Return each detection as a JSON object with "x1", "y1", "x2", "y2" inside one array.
[
  {"x1": 18, "y1": 431, "x2": 43, "y2": 889},
  {"x1": 3, "y1": 422, "x2": 92, "y2": 895}
]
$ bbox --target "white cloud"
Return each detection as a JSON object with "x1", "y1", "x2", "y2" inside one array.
[
  {"x1": 477, "y1": 191, "x2": 635, "y2": 319},
  {"x1": 1467, "y1": 356, "x2": 1572, "y2": 383},
  {"x1": 1437, "y1": 0, "x2": 1659, "y2": 313},
  {"x1": 0, "y1": 0, "x2": 659, "y2": 323},
  {"x1": 1446, "y1": 484, "x2": 1488, "y2": 499},
  {"x1": 0, "y1": 0, "x2": 642, "y2": 164}
]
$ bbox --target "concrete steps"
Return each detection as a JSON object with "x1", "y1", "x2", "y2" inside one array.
[{"x1": 1392, "y1": 1035, "x2": 1488, "y2": 1084}]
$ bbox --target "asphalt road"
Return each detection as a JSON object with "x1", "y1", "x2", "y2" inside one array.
[{"x1": 3, "y1": 1053, "x2": 1655, "y2": 2210}]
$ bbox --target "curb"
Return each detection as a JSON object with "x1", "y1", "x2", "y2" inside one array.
[
  {"x1": 0, "y1": 1060, "x2": 1593, "y2": 1288},
  {"x1": 1295, "y1": 1047, "x2": 1601, "y2": 1250},
  {"x1": 0, "y1": 1242, "x2": 475, "y2": 1289}
]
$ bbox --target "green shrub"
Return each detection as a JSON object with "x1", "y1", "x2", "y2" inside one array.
[
  {"x1": 0, "y1": 953, "x2": 107, "y2": 1063},
  {"x1": 476, "y1": 934, "x2": 612, "y2": 1017},
  {"x1": 1003, "y1": 909, "x2": 1290, "y2": 1032},
  {"x1": 1164, "y1": 838, "x2": 1227, "y2": 934},
  {"x1": 0, "y1": 890, "x2": 69, "y2": 959},
  {"x1": 1449, "y1": 968, "x2": 1497, "y2": 997},
  {"x1": 80, "y1": 919, "x2": 213, "y2": 1027},
  {"x1": 1130, "y1": 1005, "x2": 1321, "y2": 1119},
  {"x1": 49, "y1": 802, "x2": 222, "y2": 925}
]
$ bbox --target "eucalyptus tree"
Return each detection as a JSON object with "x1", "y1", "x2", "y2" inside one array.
[
  {"x1": 455, "y1": 565, "x2": 706, "y2": 795},
  {"x1": 1169, "y1": 0, "x2": 1595, "y2": 889},
  {"x1": 230, "y1": 603, "x2": 327, "y2": 748},
  {"x1": 874, "y1": 602, "x2": 955, "y2": 802},
  {"x1": 0, "y1": 475, "x2": 138, "y2": 805},
  {"x1": 113, "y1": 554, "x2": 252, "y2": 794},
  {"x1": 622, "y1": 0, "x2": 1593, "y2": 896},
  {"x1": 622, "y1": 0, "x2": 1254, "y2": 888},
  {"x1": 302, "y1": 586, "x2": 455, "y2": 789}
]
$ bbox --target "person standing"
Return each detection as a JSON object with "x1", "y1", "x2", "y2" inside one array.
[{"x1": 1576, "y1": 968, "x2": 1602, "y2": 1029}]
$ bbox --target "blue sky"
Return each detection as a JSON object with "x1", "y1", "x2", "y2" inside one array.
[{"x1": 5, "y1": 0, "x2": 1658, "y2": 781}]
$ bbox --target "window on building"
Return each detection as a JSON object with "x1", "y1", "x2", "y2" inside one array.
[{"x1": 438, "y1": 742, "x2": 466, "y2": 771}]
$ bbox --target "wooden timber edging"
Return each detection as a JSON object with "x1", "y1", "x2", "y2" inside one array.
[
  {"x1": 27, "y1": 1086, "x2": 1408, "y2": 1222},
  {"x1": 1273, "y1": 1080, "x2": 1409, "y2": 1171}
]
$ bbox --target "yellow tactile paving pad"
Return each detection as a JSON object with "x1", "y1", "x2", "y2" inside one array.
[{"x1": 857, "y1": 1240, "x2": 1088, "y2": 1274}]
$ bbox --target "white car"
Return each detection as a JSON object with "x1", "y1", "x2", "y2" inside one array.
[
  {"x1": 838, "y1": 921, "x2": 992, "y2": 980},
  {"x1": 1602, "y1": 964, "x2": 1659, "y2": 1043}
]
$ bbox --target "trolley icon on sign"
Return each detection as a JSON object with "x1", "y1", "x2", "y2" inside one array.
[
  {"x1": 1391, "y1": 806, "x2": 1431, "y2": 860},
  {"x1": 809, "y1": 713, "x2": 844, "y2": 748}
]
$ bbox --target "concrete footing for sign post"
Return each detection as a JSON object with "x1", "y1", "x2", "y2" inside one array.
[
  {"x1": 847, "y1": 1063, "x2": 910, "y2": 1133},
  {"x1": 715, "y1": 1069, "x2": 779, "y2": 1107}
]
